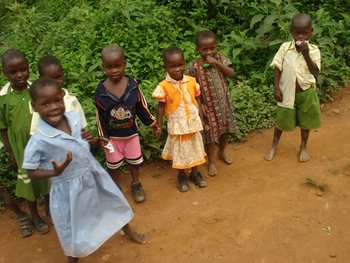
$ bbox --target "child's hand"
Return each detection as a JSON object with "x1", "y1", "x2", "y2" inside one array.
[
  {"x1": 296, "y1": 41, "x2": 309, "y2": 56},
  {"x1": 51, "y1": 151, "x2": 72, "y2": 176},
  {"x1": 81, "y1": 128, "x2": 98, "y2": 145},
  {"x1": 274, "y1": 88, "x2": 283, "y2": 102},
  {"x1": 98, "y1": 137, "x2": 109, "y2": 148},
  {"x1": 206, "y1": 56, "x2": 218, "y2": 66},
  {"x1": 152, "y1": 125, "x2": 162, "y2": 140},
  {"x1": 201, "y1": 105, "x2": 208, "y2": 118}
]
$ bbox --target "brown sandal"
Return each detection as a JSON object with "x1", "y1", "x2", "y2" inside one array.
[{"x1": 17, "y1": 213, "x2": 34, "y2": 238}]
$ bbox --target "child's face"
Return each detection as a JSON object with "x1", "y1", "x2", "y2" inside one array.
[
  {"x1": 3, "y1": 57, "x2": 29, "y2": 90},
  {"x1": 291, "y1": 23, "x2": 313, "y2": 42},
  {"x1": 164, "y1": 53, "x2": 185, "y2": 81},
  {"x1": 32, "y1": 84, "x2": 66, "y2": 127},
  {"x1": 40, "y1": 64, "x2": 64, "y2": 87},
  {"x1": 196, "y1": 37, "x2": 217, "y2": 61},
  {"x1": 102, "y1": 52, "x2": 126, "y2": 83}
]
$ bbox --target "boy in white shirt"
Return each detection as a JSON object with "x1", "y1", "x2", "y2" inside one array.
[{"x1": 264, "y1": 13, "x2": 321, "y2": 162}]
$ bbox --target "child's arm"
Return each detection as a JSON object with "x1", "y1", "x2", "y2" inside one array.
[
  {"x1": 155, "y1": 102, "x2": 165, "y2": 140},
  {"x1": 135, "y1": 87, "x2": 158, "y2": 127},
  {"x1": 206, "y1": 56, "x2": 236, "y2": 78},
  {"x1": 274, "y1": 68, "x2": 283, "y2": 102},
  {"x1": 297, "y1": 42, "x2": 320, "y2": 76},
  {"x1": 27, "y1": 151, "x2": 72, "y2": 179},
  {"x1": 81, "y1": 128, "x2": 99, "y2": 146},
  {"x1": 0, "y1": 129, "x2": 17, "y2": 169}
]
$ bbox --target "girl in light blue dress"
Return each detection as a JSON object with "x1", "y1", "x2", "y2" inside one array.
[{"x1": 22, "y1": 77, "x2": 145, "y2": 263}]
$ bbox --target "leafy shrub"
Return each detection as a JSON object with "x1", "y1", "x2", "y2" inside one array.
[{"x1": 0, "y1": 0, "x2": 349, "y2": 193}]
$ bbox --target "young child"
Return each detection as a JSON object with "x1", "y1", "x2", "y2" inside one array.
[
  {"x1": 23, "y1": 77, "x2": 145, "y2": 263},
  {"x1": 30, "y1": 55, "x2": 87, "y2": 134},
  {"x1": 152, "y1": 46, "x2": 207, "y2": 192},
  {"x1": 0, "y1": 184, "x2": 34, "y2": 237},
  {"x1": 264, "y1": 13, "x2": 321, "y2": 162},
  {"x1": 189, "y1": 30, "x2": 237, "y2": 177},
  {"x1": 95, "y1": 44, "x2": 160, "y2": 202},
  {"x1": 0, "y1": 49, "x2": 50, "y2": 234}
]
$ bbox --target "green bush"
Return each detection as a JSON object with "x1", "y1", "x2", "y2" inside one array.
[{"x1": 1, "y1": 0, "x2": 349, "y2": 194}]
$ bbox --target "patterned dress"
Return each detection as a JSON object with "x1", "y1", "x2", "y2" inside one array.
[
  {"x1": 189, "y1": 54, "x2": 236, "y2": 144},
  {"x1": 152, "y1": 74, "x2": 206, "y2": 169},
  {"x1": 0, "y1": 82, "x2": 50, "y2": 201}
]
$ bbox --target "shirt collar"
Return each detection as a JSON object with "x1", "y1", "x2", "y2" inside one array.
[
  {"x1": 165, "y1": 74, "x2": 190, "y2": 84},
  {"x1": 37, "y1": 112, "x2": 78, "y2": 139}
]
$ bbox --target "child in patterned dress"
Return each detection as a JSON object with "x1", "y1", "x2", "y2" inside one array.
[
  {"x1": 189, "y1": 30, "x2": 237, "y2": 177},
  {"x1": 153, "y1": 46, "x2": 207, "y2": 192}
]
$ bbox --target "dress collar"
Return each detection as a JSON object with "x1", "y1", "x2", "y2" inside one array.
[
  {"x1": 37, "y1": 112, "x2": 78, "y2": 139},
  {"x1": 165, "y1": 74, "x2": 190, "y2": 84}
]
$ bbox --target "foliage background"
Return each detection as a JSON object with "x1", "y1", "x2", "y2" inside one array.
[{"x1": 0, "y1": 0, "x2": 349, "y2": 194}]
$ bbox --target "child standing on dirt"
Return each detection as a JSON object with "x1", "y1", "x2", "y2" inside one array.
[
  {"x1": 95, "y1": 44, "x2": 160, "y2": 202},
  {"x1": 30, "y1": 55, "x2": 87, "y2": 134},
  {"x1": 189, "y1": 30, "x2": 237, "y2": 177},
  {"x1": 153, "y1": 46, "x2": 207, "y2": 192},
  {"x1": 23, "y1": 77, "x2": 145, "y2": 263},
  {"x1": 264, "y1": 13, "x2": 321, "y2": 162},
  {"x1": 0, "y1": 49, "x2": 50, "y2": 235}
]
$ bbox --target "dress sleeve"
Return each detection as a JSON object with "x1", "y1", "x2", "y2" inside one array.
[
  {"x1": 136, "y1": 87, "x2": 157, "y2": 127},
  {"x1": 152, "y1": 85, "x2": 166, "y2": 102},
  {"x1": 219, "y1": 54, "x2": 233, "y2": 67},
  {"x1": 22, "y1": 136, "x2": 43, "y2": 170},
  {"x1": 188, "y1": 61, "x2": 197, "y2": 78}
]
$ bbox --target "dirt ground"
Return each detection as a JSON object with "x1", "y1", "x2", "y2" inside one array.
[{"x1": 1, "y1": 88, "x2": 350, "y2": 263}]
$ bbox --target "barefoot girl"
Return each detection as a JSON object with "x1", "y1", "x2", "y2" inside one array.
[
  {"x1": 23, "y1": 77, "x2": 145, "y2": 263},
  {"x1": 189, "y1": 30, "x2": 237, "y2": 177},
  {"x1": 153, "y1": 46, "x2": 207, "y2": 192}
]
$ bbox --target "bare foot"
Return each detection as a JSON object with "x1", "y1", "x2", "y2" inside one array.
[
  {"x1": 299, "y1": 148, "x2": 309, "y2": 162},
  {"x1": 218, "y1": 151, "x2": 233, "y2": 165},
  {"x1": 208, "y1": 162, "x2": 217, "y2": 177},
  {"x1": 264, "y1": 147, "x2": 276, "y2": 161},
  {"x1": 122, "y1": 225, "x2": 146, "y2": 244}
]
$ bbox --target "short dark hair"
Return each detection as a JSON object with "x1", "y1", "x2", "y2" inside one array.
[
  {"x1": 38, "y1": 55, "x2": 62, "y2": 75},
  {"x1": 291, "y1": 13, "x2": 312, "y2": 28},
  {"x1": 101, "y1": 44, "x2": 125, "y2": 60},
  {"x1": 29, "y1": 77, "x2": 61, "y2": 102},
  {"x1": 162, "y1": 46, "x2": 184, "y2": 64},
  {"x1": 195, "y1": 30, "x2": 216, "y2": 46},
  {"x1": 1, "y1": 49, "x2": 28, "y2": 68}
]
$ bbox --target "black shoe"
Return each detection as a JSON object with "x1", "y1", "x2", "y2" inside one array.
[
  {"x1": 177, "y1": 174, "x2": 189, "y2": 192},
  {"x1": 131, "y1": 182, "x2": 145, "y2": 203},
  {"x1": 189, "y1": 172, "x2": 207, "y2": 188}
]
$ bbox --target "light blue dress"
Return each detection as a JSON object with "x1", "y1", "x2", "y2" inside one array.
[{"x1": 22, "y1": 112, "x2": 133, "y2": 257}]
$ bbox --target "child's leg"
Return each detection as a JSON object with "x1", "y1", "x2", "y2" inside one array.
[
  {"x1": 189, "y1": 166, "x2": 207, "y2": 188},
  {"x1": 0, "y1": 186, "x2": 33, "y2": 237},
  {"x1": 264, "y1": 127, "x2": 283, "y2": 161},
  {"x1": 67, "y1": 256, "x2": 79, "y2": 263},
  {"x1": 44, "y1": 194, "x2": 50, "y2": 218},
  {"x1": 28, "y1": 200, "x2": 49, "y2": 234},
  {"x1": 108, "y1": 168, "x2": 121, "y2": 187},
  {"x1": 122, "y1": 223, "x2": 146, "y2": 244},
  {"x1": 299, "y1": 128, "x2": 310, "y2": 162},
  {"x1": 128, "y1": 164, "x2": 145, "y2": 203},
  {"x1": 177, "y1": 169, "x2": 189, "y2": 192},
  {"x1": 218, "y1": 133, "x2": 233, "y2": 164},
  {"x1": 205, "y1": 143, "x2": 217, "y2": 176}
]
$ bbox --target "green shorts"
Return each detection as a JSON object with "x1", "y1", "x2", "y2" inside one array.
[{"x1": 276, "y1": 88, "x2": 321, "y2": 131}]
